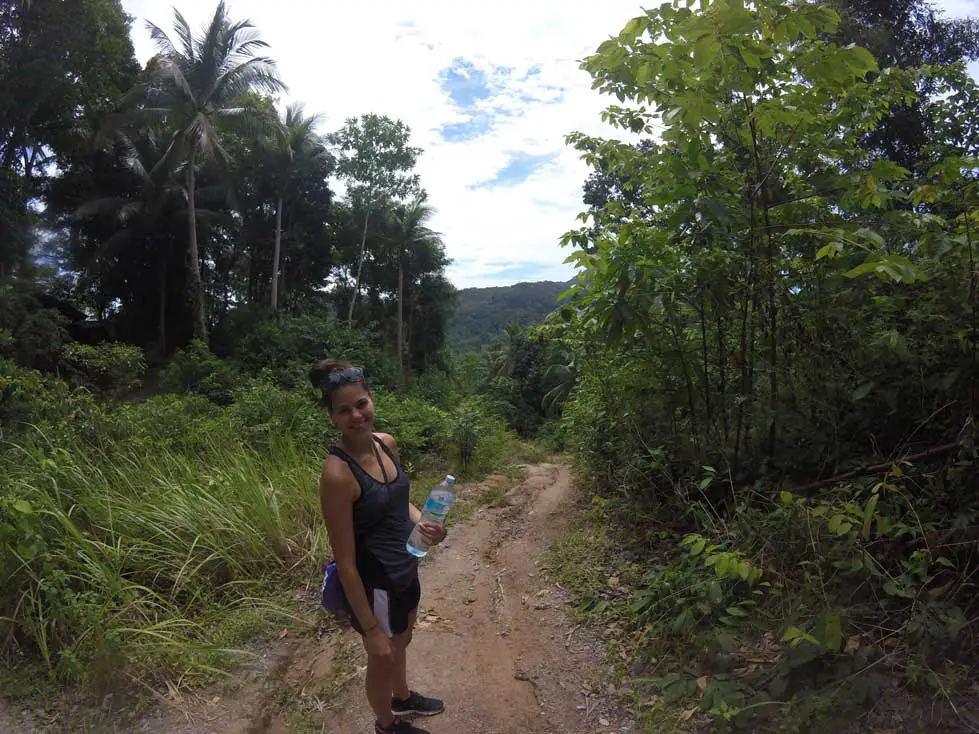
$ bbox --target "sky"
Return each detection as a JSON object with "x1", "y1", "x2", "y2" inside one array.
[{"x1": 120, "y1": 0, "x2": 979, "y2": 289}]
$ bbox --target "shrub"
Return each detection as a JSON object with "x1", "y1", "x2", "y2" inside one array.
[
  {"x1": 162, "y1": 339, "x2": 245, "y2": 405},
  {"x1": 0, "y1": 282, "x2": 69, "y2": 370},
  {"x1": 59, "y1": 342, "x2": 146, "y2": 395},
  {"x1": 113, "y1": 393, "x2": 225, "y2": 455},
  {"x1": 221, "y1": 312, "x2": 399, "y2": 391},
  {"x1": 0, "y1": 360, "x2": 104, "y2": 447},
  {"x1": 372, "y1": 389, "x2": 449, "y2": 469},
  {"x1": 226, "y1": 380, "x2": 325, "y2": 453}
]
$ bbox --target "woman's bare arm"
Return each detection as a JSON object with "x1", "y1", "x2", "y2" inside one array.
[{"x1": 320, "y1": 458, "x2": 377, "y2": 632}]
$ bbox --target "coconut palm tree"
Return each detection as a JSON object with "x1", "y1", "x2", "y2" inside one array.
[
  {"x1": 76, "y1": 128, "x2": 184, "y2": 354},
  {"x1": 128, "y1": 1, "x2": 285, "y2": 338},
  {"x1": 390, "y1": 195, "x2": 442, "y2": 385},
  {"x1": 266, "y1": 103, "x2": 328, "y2": 311}
]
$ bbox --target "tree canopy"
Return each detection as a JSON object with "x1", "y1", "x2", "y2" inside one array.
[{"x1": 1, "y1": 0, "x2": 454, "y2": 375}]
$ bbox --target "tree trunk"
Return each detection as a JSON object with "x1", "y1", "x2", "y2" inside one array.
[
  {"x1": 158, "y1": 254, "x2": 167, "y2": 355},
  {"x1": 749, "y1": 122, "x2": 778, "y2": 462},
  {"x1": 347, "y1": 207, "x2": 371, "y2": 325},
  {"x1": 271, "y1": 195, "x2": 283, "y2": 311},
  {"x1": 186, "y1": 154, "x2": 207, "y2": 340},
  {"x1": 717, "y1": 303, "x2": 729, "y2": 440},
  {"x1": 668, "y1": 305, "x2": 699, "y2": 447},
  {"x1": 698, "y1": 292, "x2": 714, "y2": 436},
  {"x1": 405, "y1": 288, "x2": 414, "y2": 384},
  {"x1": 397, "y1": 250, "x2": 406, "y2": 388}
]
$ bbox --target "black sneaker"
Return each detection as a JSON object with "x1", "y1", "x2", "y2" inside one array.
[
  {"x1": 375, "y1": 718, "x2": 430, "y2": 734},
  {"x1": 391, "y1": 691, "x2": 445, "y2": 717}
]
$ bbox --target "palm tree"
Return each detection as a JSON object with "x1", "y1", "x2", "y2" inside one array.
[
  {"x1": 130, "y1": 1, "x2": 285, "y2": 338},
  {"x1": 76, "y1": 128, "x2": 184, "y2": 354},
  {"x1": 390, "y1": 195, "x2": 442, "y2": 385},
  {"x1": 267, "y1": 103, "x2": 328, "y2": 311}
]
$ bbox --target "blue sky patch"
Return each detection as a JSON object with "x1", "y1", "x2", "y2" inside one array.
[
  {"x1": 438, "y1": 59, "x2": 496, "y2": 108},
  {"x1": 471, "y1": 151, "x2": 559, "y2": 189},
  {"x1": 438, "y1": 115, "x2": 493, "y2": 142},
  {"x1": 468, "y1": 263, "x2": 551, "y2": 281},
  {"x1": 436, "y1": 59, "x2": 539, "y2": 142}
]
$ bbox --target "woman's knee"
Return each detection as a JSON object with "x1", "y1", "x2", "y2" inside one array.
[{"x1": 393, "y1": 628, "x2": 412, "y2": 648}]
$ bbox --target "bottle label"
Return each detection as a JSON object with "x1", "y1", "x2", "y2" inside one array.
[{"x1": 424, "y1": 499, "x2": 449, "y2": 514}]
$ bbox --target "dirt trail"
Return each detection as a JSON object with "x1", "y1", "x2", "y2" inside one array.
[
  {"x1": 1, "y1": 461, "x2": 624, "y2": 734},
  {"x1": 323, "y1": 460, "x2": 623, "y2": 734}
]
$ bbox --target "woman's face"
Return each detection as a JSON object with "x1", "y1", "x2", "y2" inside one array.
[{"x1": 329, "y1": 382, "x2": 375, "y2": 438}]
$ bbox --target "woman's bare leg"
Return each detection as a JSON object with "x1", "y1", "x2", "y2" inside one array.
[
  {"x1": 366, "y1": 648, "x2": 395, "y2": 726},
  {"x1": 391, "y1": 608, "x2": 417, "y2": 700}
]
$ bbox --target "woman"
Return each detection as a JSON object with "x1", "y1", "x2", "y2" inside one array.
[{"x1": 311, "y1": 358, "x2": 446, "y2": 734}]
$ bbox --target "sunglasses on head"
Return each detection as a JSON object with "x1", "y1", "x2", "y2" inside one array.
[{"x1": 324, "y1": 366, "x2": 364, "y2": 389}]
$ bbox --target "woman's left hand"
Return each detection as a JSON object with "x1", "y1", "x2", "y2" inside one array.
[{"x1": 417, "y1": 521, "x2": 447, "y2": 546}]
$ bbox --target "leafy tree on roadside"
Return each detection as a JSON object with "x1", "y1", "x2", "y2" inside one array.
[{"x1": 329, "y1": 114, "x2": 421, "y2": 325}]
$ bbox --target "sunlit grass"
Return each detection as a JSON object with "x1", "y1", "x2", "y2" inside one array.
[{"x1": 0, "y1": 427, "x2": 327, "y2": 696}]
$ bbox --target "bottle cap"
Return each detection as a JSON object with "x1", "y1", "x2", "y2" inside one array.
[{"x1": 445, "y1": 474, "x2": 456, "y2": 486}]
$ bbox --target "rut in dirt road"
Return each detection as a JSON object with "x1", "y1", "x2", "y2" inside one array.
[{"x1": 322, "y1": 461, "x2": 624, "y2": 734}]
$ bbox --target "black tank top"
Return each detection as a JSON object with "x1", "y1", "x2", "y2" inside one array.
[{"x1": 330, "y1": 435, "x2": 418, "y2": 590}]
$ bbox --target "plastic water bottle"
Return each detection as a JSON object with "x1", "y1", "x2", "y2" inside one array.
[{"x1": 406, "y1": 475, "x2": 456, "y2": 557}]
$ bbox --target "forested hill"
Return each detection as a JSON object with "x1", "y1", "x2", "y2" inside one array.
[{"x1": 447, "y1": 280, "x2": 571, "y2": 350}]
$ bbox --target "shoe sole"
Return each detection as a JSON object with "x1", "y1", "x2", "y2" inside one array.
[{"x1": 391, "y1": 707, "x2": 444, "y2": 717}]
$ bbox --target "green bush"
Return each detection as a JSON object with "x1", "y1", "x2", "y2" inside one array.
[
  {"x1": 113, "y1": 393, "x2": 225, "y2": 455},
  {"x1": 443, "y1": 396, "x2": 522, "y2": 478},
  {"x1": 0, "y1": 360, "x2": 105, "y2": 447},
  {"x1": 0, "y1": 282, "x2": 69, "y2": 370},
  {"x1": 557, "y1": 458, "x2": 979, "y2": 730},
  {"x1": 408, "y1": 367, "x2": 456, "y2": 410},
  {"x1": 163, "y1": 339, "x2": 245, "y2": 405},
  {"x1": 226, "y1": 380, "x2": 325, "y2": 453},
  {"x1": 221, "y1": 312, "x2": 399, "y2": 391},
  {"x1": 59, "y1": 342, "x2": 146, "y2": 394},
  {"x1": 372, "y1": 388, "x2": 449, "y2": 469}
]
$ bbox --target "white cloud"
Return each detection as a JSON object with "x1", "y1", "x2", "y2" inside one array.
[
  {"x1": 121, "y1": 0, "x2": 978, "y2": 288},
  {"x1": 122, "y1": 0, "x2": 645, "y2": 287}
]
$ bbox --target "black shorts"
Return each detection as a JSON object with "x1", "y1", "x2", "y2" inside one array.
[{"x1": 346, "y1": 574, "x2": 421, "y2": 637}]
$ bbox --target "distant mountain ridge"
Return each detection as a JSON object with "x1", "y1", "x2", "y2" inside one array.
[{"x1": 448, "y1": 280, "x2": 572, "y2": 350}]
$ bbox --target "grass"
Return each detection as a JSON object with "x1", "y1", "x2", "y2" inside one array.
[
  {"x1": 545, "y1": 504, "x2": 718, "y2": 733},
  {"x1": 0, "y1": 369, "x2": 556, "y2": 725},
  {"x1": 0, "y1": 426, "x2": 327, "y2": 701},
  {"x1": 546, "y1": 475, "x2": 979, "y2": 734}
]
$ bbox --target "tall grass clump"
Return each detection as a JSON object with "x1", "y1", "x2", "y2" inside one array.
[
  {"x1": 0, "y1": 357, "x2": 527, "y2": 698},
  {"x1": 0, "y1": 366, "x2": 330, "y2": 694}
]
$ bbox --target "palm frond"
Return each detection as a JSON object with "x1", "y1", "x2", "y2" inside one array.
[
  {"x1": 148, "y1": 129, "x2": 187, "y2": 182},
  {"x1": 197, "y1": 2, "x2": 230, "y2": 87},
  {"x1": 218, "y1": 105, "x2": 282, "y2": 144},
  {"x1": 170, "y1": 9, "x2": 196, "y2": 60},
  {"x1": 146, "y1": 20, "x2": 178, "y2": 57},
  {"x1": 211, "y1": 56, "x2": 285, "y2": 103},
  {"x1": 221, "y1": 21, "x2": 268, "y2": 64},
  {"x1": 75, "y1": 197, "x2": 130, "y2": 220},
  {"x1": 197, "y1": 115, "x2": 230, "y2": 167},
  {"x1": 153, "y1": 58, "x2": 195, "y2": 106},
  {"x1": 117, "y1": 135, "x2": 150, "y2": 180}
]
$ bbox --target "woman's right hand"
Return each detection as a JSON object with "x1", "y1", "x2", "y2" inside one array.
[{"x1": 364, "y1": 624, "x2": 392, "y2": 659}]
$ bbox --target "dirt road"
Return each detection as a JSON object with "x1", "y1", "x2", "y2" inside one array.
[
  {"x1": 2, "y1": 462, "x2": 625, "y2": 734},
  {"x1": 322, "y1": 461, "x2": 622, "y2": 734}
]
